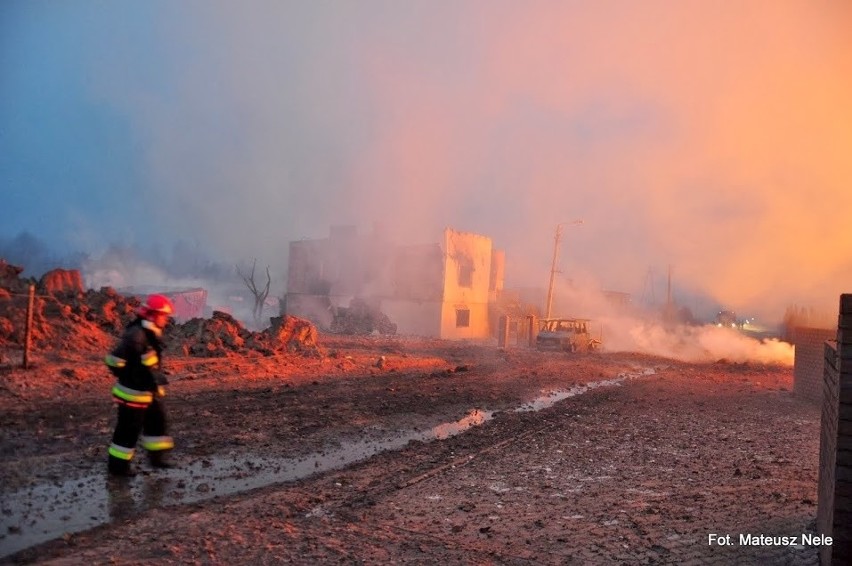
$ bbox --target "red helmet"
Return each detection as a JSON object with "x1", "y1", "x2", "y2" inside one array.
[{"x1": 138, "y1": 294, "x2": 175, "y2": 319}]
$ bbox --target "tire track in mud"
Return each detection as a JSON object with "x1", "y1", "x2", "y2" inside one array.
[{"x1": 308, "y1": 368, "x2": 659, "y2": 521}]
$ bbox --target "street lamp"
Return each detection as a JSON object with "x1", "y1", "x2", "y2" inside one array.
[{"x1": 544, "y1": 220, "x2": 583, "y2": 319}]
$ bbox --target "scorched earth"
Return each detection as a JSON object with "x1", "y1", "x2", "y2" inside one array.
[{"x1": 0, "y1": 327, "x2": 819, "y2": 565}]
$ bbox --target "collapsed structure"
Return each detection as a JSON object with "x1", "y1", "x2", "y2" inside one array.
[
  {"x1": 0, "y1": 259, "x2": 318, "y2": 359},
  {"x1": 283, "y1": 226, "x2": 505, "y2": 339}
]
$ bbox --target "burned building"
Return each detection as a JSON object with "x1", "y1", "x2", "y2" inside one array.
[{"x1": 283, "y1": 226, "x2": 504, "y2": 339}]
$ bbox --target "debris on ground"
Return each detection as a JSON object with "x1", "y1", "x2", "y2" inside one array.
[
  {"x1": 38, "y1": 268, "x2": 84, "y2": 295},
  {"x1": 0, "y1": 261, "x2": 319, "y2": 358},
  {"x1": 263, "y1": 314, "x2": 320, "y2": 355},
  {"x1": 330, "y1": 297, "x2": 397, "y2": 335},
  {"x1": 0, "y1": 259, "x2": 27, "y2": 292},
  {"x1": 170, "y1": 312, "x2": 319, "y2": 357}
]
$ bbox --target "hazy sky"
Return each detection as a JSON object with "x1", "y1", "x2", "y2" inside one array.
[{"x1": 2, "y1": 1, "x2": 851, "y2": 323}]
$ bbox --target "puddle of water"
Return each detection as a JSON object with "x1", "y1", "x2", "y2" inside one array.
[
  {"x1": 514, "y1": 376, "x2": 629, "y2": 412},
  {"x1": 0, "y1": 369, "x2": 655, "y2": 558}
]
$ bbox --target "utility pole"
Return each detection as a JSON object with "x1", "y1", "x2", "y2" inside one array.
[
  {"x1": 666, "y1": 264, "x2": 672, "y2": 307},
  {"x1": 544, "y1": 225, "x2": 563, "y2": 320},
  {"x1": 544, "y1": 220, "x2": 583, "y2": 319},
  {"x1": 662, "y1": 264, "x2": 677, "y2": 323},
  {"x1": 641, "y1": 267, "x2": 656, "y2": 307}
]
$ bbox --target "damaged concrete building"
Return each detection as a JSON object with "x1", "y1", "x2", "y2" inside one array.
[{"x1": 283, "y1": 226, "x2": 505, "y2": 339}]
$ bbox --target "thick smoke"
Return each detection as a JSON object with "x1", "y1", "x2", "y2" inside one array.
[
  {"x1": 553, "y1": 276, "x2": 794, "y2": 366},
  {"x1": 2, "y1": 2, "x2": 851, "y2": 329},
  {"x1": 80, "y1": 245, "x2": 281, "y2": 328}
]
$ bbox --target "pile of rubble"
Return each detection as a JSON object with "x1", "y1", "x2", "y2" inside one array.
[
  {"x1": 171, "y1": 311, "x2": 319, "y2": 357},
  {"x1": 329, "y1": 298, "x2": 397, "y2": 335},
  {"x1": 0, "y1": 260, "x2": 319, "y2": 359},
  {"x1": 0, "y1": 264, "x2": 138, "y2": 353}
]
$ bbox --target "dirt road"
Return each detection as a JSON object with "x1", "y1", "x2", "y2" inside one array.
[{"x1": 0, "y1": 336, "x2": 820, "y2": 564}]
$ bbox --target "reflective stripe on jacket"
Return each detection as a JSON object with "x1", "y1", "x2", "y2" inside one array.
[
  {"x1": 108, "y1": 443, "x2": 135, "y2": 460},
  {"x1": 141, "y1": 435, "x2": 174, "y2": 451},
  {"x1": 141, "y1": 350, "x2": 159, "y2": 367},
  {"x1": 111, "y1": 383, "x2": 154, "y2": 406},
  {"x1": 105, "y1": 318, "x2": 164, "y2": 397},
  {"x1": 104, "y1": 354, "x2": 126, "y2": 369}
]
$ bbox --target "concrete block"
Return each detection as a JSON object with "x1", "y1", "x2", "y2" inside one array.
[
  {"x1": 835, "y1": 477, "x2": 852, "y2": 495},
  {"x1": 839, "y1": 329, "x2": 852, "y2": 347},
  {"x1": 836, "y1": 467, "x2": 852, "y2": 483},
  {"x1": 839, "y1": 404, "x2": 852, "y2": 422},
  {"x1": 836, "y1": 427, "x2": 852, "y2": 443},
  {"x1": 826, "y1": 356, "x2": 839, "y2": 372},
  {"x1": 835, "y1": 449, "x2": 852, "y2": 470},
  {"x1": 825, "y1": 372, "x2": 839, "y2": 390},
  {"x1": 827, "y1": 346, "x2": 840, "y2": 362},
  {"x1": 834, "y1": 496, "x2": 852, "y2": 516},
  {"x1": 841, "y1": 294, "x2": 852, "y2": 315},
  {"x1": 832, "y1": 507, "x2": 852, "y2": 526}
]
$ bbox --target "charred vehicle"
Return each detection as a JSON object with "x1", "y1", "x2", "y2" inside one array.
[
  {"x1": 536, "y1": 318, "x2": 601, "y2": 353},
  {"x1": 715, "y1": 310, "x2": 741, "y2": 328}
]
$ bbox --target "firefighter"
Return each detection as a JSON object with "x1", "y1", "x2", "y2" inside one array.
[{"x1": 105, "y1": 294, "x2": 176, "y2": 477}]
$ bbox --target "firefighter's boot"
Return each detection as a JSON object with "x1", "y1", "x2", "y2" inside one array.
[
  {"x1": 108, "y1": 456, "x2": 137, "y2": 477},
  {"x1": 147, "y1": 450, "x2": 175, "y2": 469}
]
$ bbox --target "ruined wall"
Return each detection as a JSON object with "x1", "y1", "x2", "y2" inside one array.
[
  {"x1": 390, "y1": 244, "x2": 443, "y2": 301},
  {"x1": 793, "y1": 326, "x2": 836, "y2": 404},
  {"x1": 380, "y1": 299, "x2": 442, "y2": 337},
  {"x1": 287, "y1": 227, "x2": 394, "y2": 296},
  {"x1": 284, "y1": 226, "x2": 500, "y2": 339},
  {"x1": 286, "y1": 239, "x2": 330, "y2": 295},
  {"x1": 439, "y1": 302, "x2": 491, "y2": 340},
  {"x1": 285, "y1": 226, "x2": 398, "y2": 328},
  {"x1": 489, "y1": 249, "x2": 505, "y2": 291},
  {"x1": 817, "y1": 294, "x2": 852, "y2": 564},
  {"x1": 440, "y1": 229, "x2": 493, "y2": 339}
]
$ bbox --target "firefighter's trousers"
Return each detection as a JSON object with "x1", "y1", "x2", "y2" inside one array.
[{"x1": 108, "y1": 398, "x2": 173, "y2": 473}]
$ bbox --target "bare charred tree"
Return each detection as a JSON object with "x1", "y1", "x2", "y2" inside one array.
[{"x1": 236, "y1": 259, "x2": 271, "y2": 327}]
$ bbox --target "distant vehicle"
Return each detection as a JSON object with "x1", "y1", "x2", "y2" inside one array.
[
  {"x1": 715, "y1": 310, "x2": 741, "y2": 328},
  {"x1": 536, "y1": 318, "x2": 601, "y2": 353}
]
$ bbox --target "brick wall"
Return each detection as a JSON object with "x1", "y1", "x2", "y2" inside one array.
[
  {"x1": 817, "y1": 294, "x2": 852, "y2": 564},
  {"x1": 793, "y1": 327, "x2": 836, "y2": 404},
  {"x1": 818, "y1": 339, "x2": 839, "y2": 565}
]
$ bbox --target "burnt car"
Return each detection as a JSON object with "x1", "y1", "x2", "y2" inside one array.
[
  {"x1": 536, "y1": 318, "x2": 601, "y2": 353},
  {"x1": 715, "y1": 310, "x2": 742, "y2": 328}
]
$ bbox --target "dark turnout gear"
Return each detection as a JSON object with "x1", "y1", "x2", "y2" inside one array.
[{"x1": 105, "y1": 311, "x2": 175, "y2": 476}]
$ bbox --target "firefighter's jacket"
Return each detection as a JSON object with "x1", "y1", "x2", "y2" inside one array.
[{"x1": 105, "y1": 318, "x2": 167, "y2": 408}]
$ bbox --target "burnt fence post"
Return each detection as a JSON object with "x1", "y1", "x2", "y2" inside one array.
[
  {"x1": 22, "y1": 284, "x2": 34, "y2": 370},
  {"x1": 527, "y1": 315, "x2": 537, "y2": 348},
  {"x1": 497, "y1": 315, "x2": 509, "y2": 349}
]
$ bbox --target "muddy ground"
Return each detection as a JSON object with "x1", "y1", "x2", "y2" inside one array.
[{"x1": 0, "y1": 335, "x2": 821, "y2": 564}]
